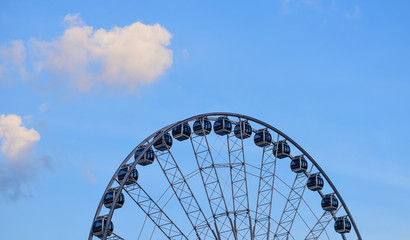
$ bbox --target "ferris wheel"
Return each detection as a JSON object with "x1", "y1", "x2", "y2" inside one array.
[{"x1": 89, "y1": 112, "x2": 362, "y2": 240}]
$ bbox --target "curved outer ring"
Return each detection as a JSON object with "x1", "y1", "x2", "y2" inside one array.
[{"x1": 89, "y1": 112, "x2": 362, "y2": 240}]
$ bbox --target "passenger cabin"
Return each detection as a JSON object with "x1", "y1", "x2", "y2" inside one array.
[
  {"x1": 290, "y1": 155, "x2": 308, "y2": 173},
  {"x1": 193, "y1": 118, "x2": 212, "y2": 136},
  {"x1": 214, "y1": 117, "x2": 232, "y2": 136},
  {"x1": 272, "y1": 140, "x2": 291, "y2": 159},
  {"x1": 92, "y1": 215, "x2": 113, "y2": 238},
  {"x1": 334, "y1": 216, "x2": 352, "y2": 234},
  {"x1": 153, "y1": 132, "x2": 173, "y2": 151},
  {"x1": 307, "y1": 173, "x2": 324, "y2": 191},
  {"x1": 321, "y1": 194, "x2": 338, "y2": 211},
  {"x1": 134, "y1": 146, "x2": 155, "y2": 166},
  {"x1": 104, "y1": 188, "x2": 125, "y2": 209},
  {"x1": 234, "y1": 121, "x2": 252, "y2": 139},
  {"x1": 254, "y1": 129, "x2": 272, "y2": 147},
  {"x1": 172, "y1": 123, "x2": 191, "y2": 141},
  {"x1": 117, "y1": 164, "x2": 139, "y2": 185}
]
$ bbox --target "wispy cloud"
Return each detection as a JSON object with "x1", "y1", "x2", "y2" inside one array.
[
  {"x1": 38, "y1": 103, "x2": 48, "y2": 113},
  {"x1": 63, "y1": 13, "x2": 84, "y2": 27},
  {"x1": 363, "y1": 161, "x2": 410, "y2": 191},
  {"x1": 182, "y1": 49, "x2": 190, "y2": 59},
  {"x1": 1, "y1": 14, "x2": 173, "y2": 93},
  {"x1": 345, "y1": 6, "x2": 361, "y2": 19},
  {"x1": 84, "y1": 165, "x2": 96, "y2": 184},
  {"x1": 0, "y1": 40, "x2": 27, "y2": 78},
  {"x1": 281, "y1": 0, "x2": 324, "y2": 13},
  {"x1": 0, "y1": 170, "x2": 31, "y2": 201},
  {"x1": 327, "y1": 154, "x2": 410, "y2": 192}
]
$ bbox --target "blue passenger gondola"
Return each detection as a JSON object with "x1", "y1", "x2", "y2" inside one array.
[
  {"x1": 254, "y1": 129, "x2": 272, "y2": 147},
  {"x1": 307, "y1": 173, "x2": 324, "y2": 191},
  {"x1": 134, "y1": 146, "x2": 155, "y2": 166},
  {"x1": 172, "y1": 123, "x2": 191, "y2": 141},
  {"x1": 193, "y1": 118, "x2": 212, "y2": 136},
  {"x1": 334, "y1": 216, "x2": 352, "y2": 234},
  {"x1": 272, "y1": 140, "x2": 291, "y2": 159},
  {"x1": 321, "y1": 193, "x2": 338, "y2": 211},
  {"x1": 117, "y1": 164, "x2": 139, "y2": 185},
  {"x1": 290, "y1": 155, "x2": 308, "y2": 173},
  {"x1": 153, "y1": 132, "x2": 173, "y2": 151},
  {"x1": 214, "y1": 117, "x2": 232, "y2": 136},
  {"x1": 104, "y1": 188, "x2": 125, "y2": 209},
  {"x1": 234, "y1": 121, "x2": 252, "y2": 139},
  {"x1": 92, "y1": 215, "x2": 113, "y2": 238}
]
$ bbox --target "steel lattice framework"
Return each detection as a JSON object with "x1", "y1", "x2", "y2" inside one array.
[
  {"x1": 253, "y1": 144, "x2": 278, "y2": 240},
  {"x1": 226, "y1": 120, "x2": 253, "y2": 240},
  {"x1": 190, "y1": 132, "x2": 235, "y2": 239},
  {"x1": 273, "y1": 170, "x2": 311, "y2": 239},
  {"x1": 305, "y1": 207, "x2": 340, "y2": 240},
  {"x1": 123, "y1": 183, "x2": 187, "y2": 239},
  {"x1": 89, "y1": 112, "x2": 362, "y2": 240},
  {"x1": 155, "y1": 148, "x2": 216, "y2": 239}
]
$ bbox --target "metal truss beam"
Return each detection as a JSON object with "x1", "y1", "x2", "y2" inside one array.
[
  {"x1": 227, "y1": 121, "x2": 253, "y2": 240},
  {"x1": 190, "y1": 134, "x2": 236, "y2": 240},
  {"x1": 252, "y1": 144, "x2": 278, "y2": 240},
  {"x1": 155, "y1": 149, "x2": 217, "y2": 239},
  {"x1": 124, "y1": 183, "x2": 187, "y2": 240}
]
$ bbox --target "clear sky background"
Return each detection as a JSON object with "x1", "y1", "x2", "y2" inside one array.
[{"x1": 1, "y1": 0, "x2": 409, "y2": 239}]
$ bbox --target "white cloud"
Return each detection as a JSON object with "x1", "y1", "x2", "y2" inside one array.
[
  {"x1": 0, "y1": 114, "x2": 42, "y2": 202},
  {"x1": 0, "y1": 114, "x2": 40, "y2": 161},
  {"x1": 30, "y1": 14, "x2": 173, "y2": 92}
]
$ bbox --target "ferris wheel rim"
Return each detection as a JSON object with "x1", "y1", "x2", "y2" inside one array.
[{"x1": 89, "y1": 112, "x2": 361, "y2": 240}]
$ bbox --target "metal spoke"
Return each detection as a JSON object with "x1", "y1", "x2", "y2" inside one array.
[
  {"x1": 190, "y1": 133, "x2": 236, "y2": 240},
  {"x1": 137, "y1": 214, "x2": 149, "y2": 240},
  {"x1": 123, "y1": 183, "x2": 188, "y2": 240},
  {"x1": 154, "y1": 147, "x2": 217, "y2": 239},
  {"x1": 227, "y1": 119, "x2": 253, "y2": 240},
  {"x1": 305, "y1": 207, "x2": 340, "y2": 240}
]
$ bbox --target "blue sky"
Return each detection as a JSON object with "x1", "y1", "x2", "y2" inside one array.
[{"x1": 1, "y1": 0, "x2": 410, "y2": 239}]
